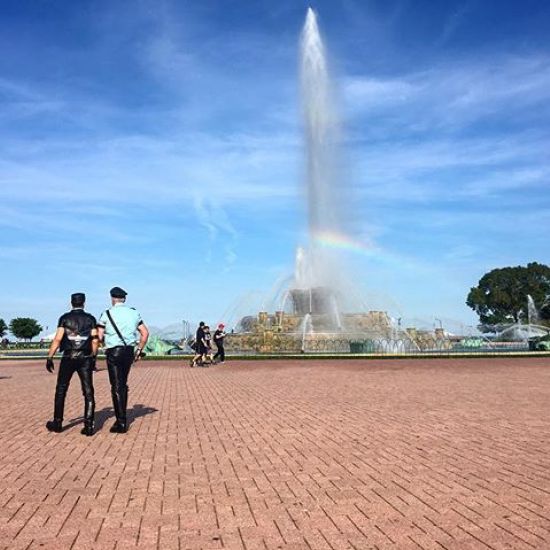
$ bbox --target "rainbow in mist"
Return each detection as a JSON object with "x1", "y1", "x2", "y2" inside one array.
[{"x1": 313, "y1": 230, "x2": 375, "y2": 256}]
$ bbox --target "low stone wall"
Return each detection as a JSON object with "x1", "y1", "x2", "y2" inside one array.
[{"x1": 227, "y1": 310, "x2": 454, "y2": 353}]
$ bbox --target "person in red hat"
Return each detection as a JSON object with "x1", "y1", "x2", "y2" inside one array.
[{"x1": 213, "y1": 323, "x2": 226, "y2": 364}]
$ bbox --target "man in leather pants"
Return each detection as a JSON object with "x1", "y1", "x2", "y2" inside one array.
[
  {"x1": 97, "y1": 287, "x2": 149, "y2": 433},
  {"x1": 45, "y1": 293, "x2": 98, "y2": 436}
]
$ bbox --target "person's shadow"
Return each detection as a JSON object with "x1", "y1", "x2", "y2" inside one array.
[{"x1": 64, "y1": 403, "x2": 158, "y2": 431}]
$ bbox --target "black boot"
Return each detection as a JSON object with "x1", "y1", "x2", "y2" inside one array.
[
  {"x1": 53, "y1": 387, "x2": 68, "y2": 428},
  {"x1": 121, "y1": 386, "x2": 128, "y2": 421},
  {"x1": 116, "y1": 386, "x2": 128, "y2": 432},
  {"x1": 81, "y1": 422, "x2": 94, "y2": 436},
  {"x1": 109, "y1": 421, "x2": 127, "y2": 433},
  {"x1": 46, "y1": 419, "x2": 63, "y2": 433},
  {"x1": 81, "y1": 395, "x2": 95, "y2": 436},
  {"x1": 110, "y1": 388, "x2": 127, "y2": 433}
]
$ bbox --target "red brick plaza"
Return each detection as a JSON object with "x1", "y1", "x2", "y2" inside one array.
[{"x1": 1, "y1": 357, "x2": 550, "y2": 550}]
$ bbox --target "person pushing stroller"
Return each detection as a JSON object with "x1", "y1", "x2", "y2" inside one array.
[{"x1": 190, "y1": 322, "x2": 209, "y2": 367}]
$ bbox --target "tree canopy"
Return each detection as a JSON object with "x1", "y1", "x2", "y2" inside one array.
[
  {"x1": 9, "y1": 318, "x2": 42, "y2": 341},
  {"x1": 0, "y1": 319, "x2": 7, "y2": 338},
  {"x1": 466, "y1": 262, "x2": 550, "y2": 325}
]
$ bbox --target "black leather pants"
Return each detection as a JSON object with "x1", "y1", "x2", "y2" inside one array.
[
  {"x1": 106, "y1": 346, "x2": 134, "y2": 424},
  {"x1": 54, "y1": 355, "x2": 95, "y2": 425}
]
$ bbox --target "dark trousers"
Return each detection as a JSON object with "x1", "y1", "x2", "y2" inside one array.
[
  {"x1": 54, "y1": 355, "x2": 95, "y2": 425},
  {"x1": 214, "y1": 344, "x2": 225, "y2": 362},
  {"x1": 106, "y1": 346, "x2": 134, "y2": 424}
]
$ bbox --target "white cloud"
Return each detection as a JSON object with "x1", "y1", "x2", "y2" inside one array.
[
  {"x1": 343, "y1": 55, "x2": 550, "y2": 128},
  {"x1": 1, "y1": 129, "x2": 299, "y2": 206},
  {"x1": 349, "y1": 132, "x2": 549, "y2": 206},
  {"x1": 192, "y1": 196, "x2": 239, "y2": 267},
  {"x1": 345, "y1": 77, "x2": 419, "y2": 106},
  {"x1": 338, "y1": 54, "x2": 550, "y2": 211}
]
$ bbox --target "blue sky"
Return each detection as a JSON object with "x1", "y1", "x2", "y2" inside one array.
[{"x1": 1, "y1": 0, "x2": 549, "y2": 335}]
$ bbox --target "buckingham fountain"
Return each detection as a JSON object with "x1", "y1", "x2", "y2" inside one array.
[
  {"x1": 224, "y1": 9, "x2": 437, "y2": 354},
  {"x1": 140, "y1": 9, "x2": 548, "y2": 357}
]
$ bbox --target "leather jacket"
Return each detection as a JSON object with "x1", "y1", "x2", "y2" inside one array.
[{"x1": 58, "y1": 309, "x2": 97, "y2": 357}]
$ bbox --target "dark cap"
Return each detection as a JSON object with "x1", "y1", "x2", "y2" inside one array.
[
  {"x1": 71, "y1": 292, "x2": 86, "y2": 303},
  {"x1": 110, "y1": 286, "x2": 127, "y2": 298}
]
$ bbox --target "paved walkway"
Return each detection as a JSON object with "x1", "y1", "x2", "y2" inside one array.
[{"x1": 0, "y1": 358, "x2": 549, "y2": 549}]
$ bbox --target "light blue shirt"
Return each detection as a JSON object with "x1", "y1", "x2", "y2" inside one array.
[{"x1": 98, "y1": 303, "x2": 143, "y2": 349}]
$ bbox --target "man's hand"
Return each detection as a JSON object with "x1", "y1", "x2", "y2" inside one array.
[
  {"x1": 46, "y1": 358, "x2": 55, "y2": 373},
  {"x1": 134, "y1": 348, "x2": 144, "y2": 362}
]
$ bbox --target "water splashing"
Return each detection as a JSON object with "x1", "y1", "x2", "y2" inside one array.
[
  {"x1": 300, "y1": 313, "x2": 313, "y2": 352},
  {"x1": 527, "y1": 295, "x2": 539, "y2": 326}
]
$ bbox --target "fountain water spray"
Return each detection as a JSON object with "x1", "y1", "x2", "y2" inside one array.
[
  {"x1": 293, "y1": 8, "x2": 348, "y2": 325},
  {"x1": 300, "y1": 313, "x2": 313, "y2": 352},
  {"x1": 527, "y1": 295, "x2": 540, "y2": 326},
  {"x1": 226, "y1": 8, "x2": 421, "y2": 353},
  {"x1": 300, "y1": 9, "x2": 344, "y2": 282}
]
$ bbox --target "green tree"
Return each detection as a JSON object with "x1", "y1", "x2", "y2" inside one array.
[
  {"x1": 9, "y1": 318, "x2": 43, "y2": 341},
  {"x1": 467, "y1": 262, "x2": 550, "y2": 325},
  {"x1": 0, "y1": 319, "x2": 7, "y2": 338}
]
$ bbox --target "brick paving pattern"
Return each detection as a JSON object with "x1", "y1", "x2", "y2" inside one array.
[{"x1": 0, "y1": 357, "x2": 549, "y2": 549}]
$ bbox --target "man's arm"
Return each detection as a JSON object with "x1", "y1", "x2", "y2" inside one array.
[
  {"x1": 96, "y1": 310, "x2": 107, "y2": 349},
  {"x1": 96, "y1": 326, "x2": 105, "y2": 346},
  {"x1": 45, "y1": 327, "x2": 64, "y2": 373},
  {"x1": 135, "y1": 323, "x2": 149, "y2": 361},
  {"x1": 47, "y1": 328, "x2": 64, "y2": 359},
  {"x1": 137, "y1": 323, "x2": 149, "y2": 348},
  {"x1": 91, "y1": 328, "x2": 99, "y2": 356}
]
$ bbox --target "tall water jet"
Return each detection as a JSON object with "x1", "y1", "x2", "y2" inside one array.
[
  {"x1": 300, "y1": 9, "x2": 344, "y2": 282},
  {"x1": 296, "y1": 8, "x2": 346, "y2": 326}
]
